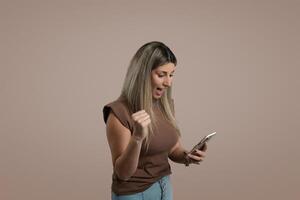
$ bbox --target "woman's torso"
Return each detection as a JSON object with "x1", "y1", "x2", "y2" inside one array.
[{"x1": 103, "y1": 97, "x2": 179, "y2": 195}]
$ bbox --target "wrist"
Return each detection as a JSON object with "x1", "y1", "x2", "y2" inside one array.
[
  {"x1": 183, "y1": 151, "x2": 191, "y2": 166},
  {"x1": 131, "y1": 135, "x2": 144, "y2": 144}
]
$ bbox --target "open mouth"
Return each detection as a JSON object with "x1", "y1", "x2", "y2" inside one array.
[{"x1": 155, "y1": 87, "x2": 164, "y2": 96}]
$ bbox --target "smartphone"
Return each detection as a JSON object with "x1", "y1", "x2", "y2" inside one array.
[{"x1": 189, "y1": 132, "x2": 216, "y2": 153}]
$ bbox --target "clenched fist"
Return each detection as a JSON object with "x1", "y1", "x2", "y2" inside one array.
[{"x1": 131, "y1": 110, "x2": 151, "y2": 141}]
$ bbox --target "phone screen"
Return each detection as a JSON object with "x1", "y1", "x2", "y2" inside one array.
[{"x1": 190, "y1": 132, "x2": 216, "y2": 152}]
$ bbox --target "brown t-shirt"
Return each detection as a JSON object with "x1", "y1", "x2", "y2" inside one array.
[{"x1": 102, "y1": 97, "x2": 179, "y2": 195}]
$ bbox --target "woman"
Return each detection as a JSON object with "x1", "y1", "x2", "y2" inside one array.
[{"x1": 102, "y1": 41, "x2": 207, "y2": 200}]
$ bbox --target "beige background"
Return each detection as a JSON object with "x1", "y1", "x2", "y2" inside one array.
[{"x1": 1, "y1": 0, "x2": 299, "y2": 199}]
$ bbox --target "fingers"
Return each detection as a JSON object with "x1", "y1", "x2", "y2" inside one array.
[
  {"x1": 187, "y1": 154, "x2": 204, "y2": 162},
  {"x1": 132, "y1": 110, "x2": 151, "y2": 126},
  {"x1": 188, "y1": 149, "x2": 206, "y2": 162},
  {"x1": 132, "y1": 110, "x2": 148, "y2": 120},
  {"x1": 132, "y1": 110, "x2": 147, "y2": 117},
  {"x1": 139, "y1": 117, "x2": 151, "y2": 127},
  {"x1": 191, "y1": 149, "x2": 206, "y2": 157},
  {"x1": 131, "y1": 110, "x2": 152, "y2": 141}
]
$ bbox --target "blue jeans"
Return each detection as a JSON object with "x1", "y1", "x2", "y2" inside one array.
[{"x1": 111, "y1": 175, "x2": 173, "y2": 200}]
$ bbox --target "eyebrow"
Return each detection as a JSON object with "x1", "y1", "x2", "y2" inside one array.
[{"x1": 158, "y1": 70, "x2": 175, "y2": 74}]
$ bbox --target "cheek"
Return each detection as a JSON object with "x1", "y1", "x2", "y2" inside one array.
[
  {"x1": 151, "y1": 76, "x2": 161, "y2": 86},
  {"x1": 154, "y1": 77, "x2": 163, "y2": 86}
]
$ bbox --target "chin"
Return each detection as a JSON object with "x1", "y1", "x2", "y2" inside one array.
[{"x1": 152, "y1": 94, "x2": 161, "y2": 99}]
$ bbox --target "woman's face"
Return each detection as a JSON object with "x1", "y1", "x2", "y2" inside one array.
[{"x1": 151, "y1": 62, "x2": 176, "y2": 99}]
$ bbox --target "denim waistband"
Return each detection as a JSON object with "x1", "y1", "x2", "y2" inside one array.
[{"x1": 111, "y1": 175, "x2": 173, "y2": 200}]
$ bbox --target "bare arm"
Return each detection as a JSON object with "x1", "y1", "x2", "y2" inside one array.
[
  {"x1": 168, "y1": 139, "x2": 189, "y2": 164},
  {"x1": 106, "y1": 110, "x2": 150, "y2": 180}
]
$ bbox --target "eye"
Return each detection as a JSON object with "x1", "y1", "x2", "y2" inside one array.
[
  {"x1": 158, "y1": 74, "x2": 164, "y2": 78},
  {"x1": 170, "y1": 74, "x2": 174, "y2": 77}
]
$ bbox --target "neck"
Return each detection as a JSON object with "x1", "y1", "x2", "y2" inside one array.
[{"x1": 152, "y1": 98, "x2": 160, "y2": 106}]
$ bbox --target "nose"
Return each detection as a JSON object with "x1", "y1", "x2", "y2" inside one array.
[{"x1": 163, "y1": 76, "x2": 172, "y2": 87}]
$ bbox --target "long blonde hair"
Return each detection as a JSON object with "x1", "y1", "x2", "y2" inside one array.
[{"x1": 120, "y1": 41, "x2": 181, "y2": 148}]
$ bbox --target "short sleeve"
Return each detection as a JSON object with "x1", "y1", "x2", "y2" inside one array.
[{"x1": 102, "y1": 100, "x2": 134, "y2": 132}]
